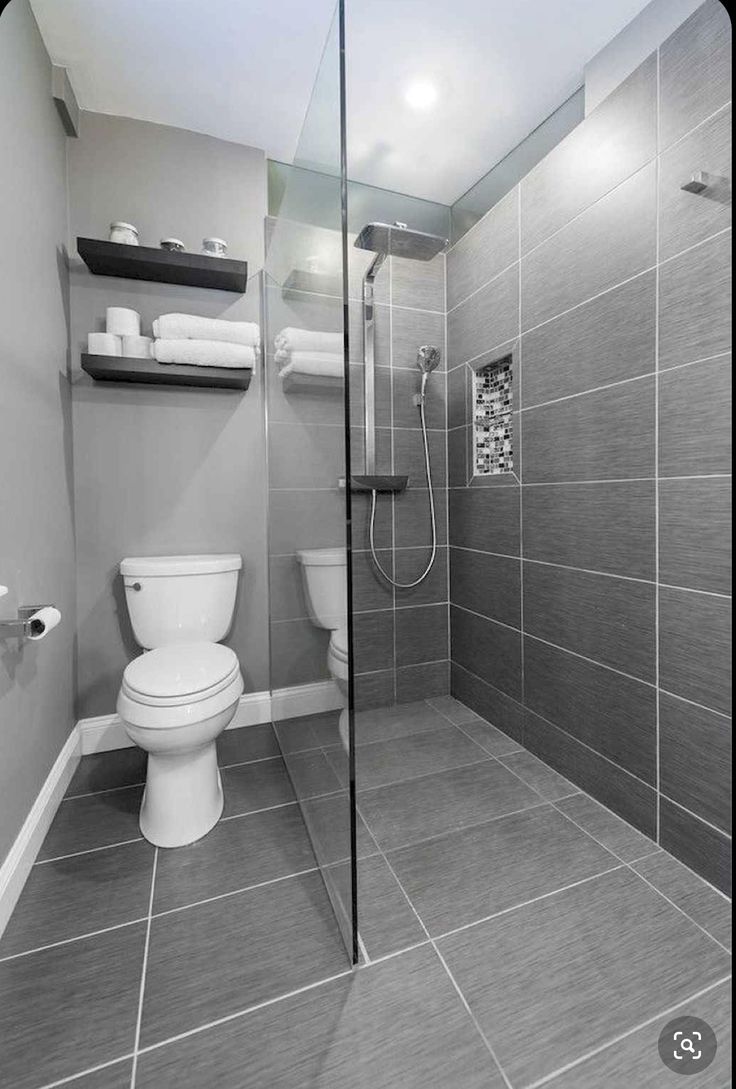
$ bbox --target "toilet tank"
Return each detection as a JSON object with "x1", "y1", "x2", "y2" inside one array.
[
  {"x1": 296, "y1": 548, "x2": 347, "y2": 631},
  {"x1": 120, "y1": 554, "x2": 242, "y2": 649}
]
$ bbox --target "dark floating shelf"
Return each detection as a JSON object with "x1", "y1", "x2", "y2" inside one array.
[
  {"x1": 351, "y1": 475, "x2": 408, "y2": 493},
  {"x1": 77, "y1": 237, "x2": 248, "y2": 294},
  {"x1": 81, "y1": 353, "x2": 251, "y2": 391}
]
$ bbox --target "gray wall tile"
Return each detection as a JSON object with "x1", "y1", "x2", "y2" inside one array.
[
  {"x1": 447, "y1": 364, "x2": 469, "y2": 430},
  {"x1": 660, "y1": 797, "x2": 731, "y2": 896},
  {"x1": 521, "y1": 162, "x2": 656, "y2": 330},
  {"x1": 447, "y1": 188, "x2": 519, "y2": 309},
  {"x1": 659, "y1": 0, "x2": 733, "y2": 149},
  {"x1": 521, "y1": 54, "x2": 657, "y2": 253},
  {"x1": 392, "y1": 368, "x2": 446, "y2": 429},
  {"x1": 394, "y1": 546, "x2": 448, "y2": 607},
  {"x1": 448, "y1": 427, "x2": 470, "y2": 487},
  {"x1": 449, "y1": 486, "x2": 520, "y2": 555},
  {"x1": 659, "y1": 587, "x2": 731, "y2": 715},
  {"x1": 391, "y1": 253, "x2": 445, "y2": 312},
  {"x1": 659, "y1": 355, "x2": 731, "y2": 476},
  {"x1": 524, "y1": 636, "x2": 657, "y2": 783},
  {"x1": 450, "y1": 547, "x2": 521, "y2": 628},
  {"x1": 448, "y1": 265, "x2": 519, "y2": 367},
  {"x1": 269, "y1": 421, "x2": 345, "y2": 489},
  {"x1": 269, "y1": 554, "x2": 310, "y2": 621},
  {"x1": 522, "y1": 481, "x2": 656, "y2": 580},
  {"x1": 393, "y1": 486, "x2": 447, "y2": 548},
  {"x1": 660, "y1": 691, "x2": 731, "y2": 835},
  {"x1": 354, "y1": 670, "x2": 395, "y2": 710},
  {"x1": 351, "y1": 549, "x2": 395, "y2": 613},
  {"x1": 659, "y1": 477, "x2": 731, "y2": 593},
  {"x1": 393, "y1": 428, "x2": 446, "y2": 487},
  {"x1": 391, "y1": 306, "x2": 446, "y2": 369},
  {"x1": 450, "y1": 605, "x2": 522, "y2": 701},
  {"x1": 522, "y1": 377, "x2": 655, "y2": 483},
  {"x1": 395, "y1": 604, "x2": 448, "y2": 667},
  {"x1": 451, "y1": 662, "x2": 524, "y2": 743},
  {"x1": 659, "y1": 104, "x2": 731, "y2": 261},
  {"x1": 658, "y1": 229, "x2": 731, "y2": 369},
  {"x1": 396, "y1": 661, "x2": 450, "y2": 702},
  {"x1": 270, "y1": 619, "x2": 330, "y2": 688},
  {"x1": 521, "y1": 271, "x2": 656, "y2": 408},
  {"x1": 353, "y1": 610, "x2": 394, "y2": 674},
  {"x1": 523, "y1": 563, "x2": 656, "y2": 681}
]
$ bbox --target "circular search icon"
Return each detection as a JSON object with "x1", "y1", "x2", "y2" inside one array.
[{"x1": 658, "y1": 1016, "x2": 717, "y2": 1075}]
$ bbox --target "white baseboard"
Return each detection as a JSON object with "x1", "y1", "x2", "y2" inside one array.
[
  {"x1": 0, "y1": 726, "x2": 81, "y2": 937},
  {"x1": 78, "y1": 680, "x2": 342, "y2": 755}
]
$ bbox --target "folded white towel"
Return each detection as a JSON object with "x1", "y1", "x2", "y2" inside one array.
[
  {"x1": 279, "y1": 351, "x2": 343, "y2": 379},
  {"x1": 153, "y1": 339, "x2": 256, "y2": 369},
  {"x1": 153, "y1": 313, "x2": 260, "y2": 347},
  {"x1": 274, "y1": 327, "x2": 342, "y2": 353}
]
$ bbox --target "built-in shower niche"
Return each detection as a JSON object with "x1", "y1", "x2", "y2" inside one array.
[{"x1": 473, "y1": 354, "x2": 513, "y2": 477}]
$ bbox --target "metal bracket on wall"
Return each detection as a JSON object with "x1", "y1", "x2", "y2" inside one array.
[
  {"x1": 681, "y1": 171, "x2": 730, "y2": 195},
  {"x1": 0, "y1": 605, "x2": 55, "y2": 640}
]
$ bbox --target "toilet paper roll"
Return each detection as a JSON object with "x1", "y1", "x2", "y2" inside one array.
[
  {"x1": 88, "y1": 332, "x2": 122, "y2": 356},
  {"x1": 122, "y1": 334, "x2": 153, "y2": 358},
  {"x1": 27, "y1": 606, "x2": 61, "y2": 640},
  {"x1": 106, "y1": 307, "x2": 141, "y2": 336}
]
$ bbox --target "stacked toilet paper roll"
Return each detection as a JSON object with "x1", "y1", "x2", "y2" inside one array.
[
  {"x1": 88, "y1": 332, "x2": 121, "y2": 356},
  {"x1": 106, "y1": 307, "x2": 141, "y2": 336},
  {"x1": 122, "y1": 335, "x2": 153, "y2": 358}
]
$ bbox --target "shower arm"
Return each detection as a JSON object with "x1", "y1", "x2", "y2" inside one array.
[{"x1": 362, "y1": 252, "x2": 387, "y2": 475}]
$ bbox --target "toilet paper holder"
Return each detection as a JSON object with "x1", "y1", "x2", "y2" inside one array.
[{"x1": 0, "y1": 604, "x2": 56, "y2": 639}]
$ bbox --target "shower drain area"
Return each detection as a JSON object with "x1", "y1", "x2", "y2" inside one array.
[{"x1": 473, "y1": 355, "x2": 513, "y2": 475}]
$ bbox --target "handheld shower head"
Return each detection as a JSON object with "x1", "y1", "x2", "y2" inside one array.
[{"x1": 416, "y1": 345, "x2": 441, "y2": 374}]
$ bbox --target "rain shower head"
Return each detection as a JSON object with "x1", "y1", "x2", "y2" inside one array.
[
  {"x1": 354, "y1": 222, "x2": 448, "y2": 261},
  {"x1": 416, "y1": 345, "x2": 441, "y2": 373}
]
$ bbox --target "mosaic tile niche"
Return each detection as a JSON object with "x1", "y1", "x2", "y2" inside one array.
[{"x1": 473, "y1": 356, "x2": 513, "y2": 475}]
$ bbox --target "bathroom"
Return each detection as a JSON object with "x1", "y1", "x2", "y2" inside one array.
[{"x1": 0, "y1": 0, "x2": 731, "y2": 1084}]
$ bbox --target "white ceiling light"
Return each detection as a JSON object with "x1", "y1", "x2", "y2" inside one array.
[{"x1": 404, "y1": 80, "x2": 439, "y2": 110}]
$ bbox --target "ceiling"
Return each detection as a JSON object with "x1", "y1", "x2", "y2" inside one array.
[{"x1": 31, "y1": 0, "x2": 652, "y2": 205}]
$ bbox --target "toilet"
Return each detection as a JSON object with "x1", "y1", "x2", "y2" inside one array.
[
  {"x1": 116, "y1": 554, "x2": 244, "y2": 848},
  {"x1": 296, "y1": 548, "x2": 350, "y2": 748}
]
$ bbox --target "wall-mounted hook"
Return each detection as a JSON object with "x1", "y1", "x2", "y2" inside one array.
[{"x1": 681, "y1": 171, "x2": 730, "y2": 195}]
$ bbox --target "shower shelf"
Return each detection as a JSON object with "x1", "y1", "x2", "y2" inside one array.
[
  {"x1": 350, "y1": 475, "x2": 408, "y2": 493},
  {"x1": 77, "y1": 237, "x2": 248, "y2": 294},
  {"x1": 80, "y1": 353, "x2": 252, "y2": 391}
]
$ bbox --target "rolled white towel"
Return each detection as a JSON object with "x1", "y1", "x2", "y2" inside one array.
[
  {"x1": 274, "y1": 327, "x2": 342, "y2": 353},
  {"x1": 153, "y1": 313, "x2": 260, "y2": 347},
  {"x1": 153, "y1": 339, "x2": 256, "y2": 369},
  {"x1": 279, "y1": 351, "x2": 343, "y2": 379}
]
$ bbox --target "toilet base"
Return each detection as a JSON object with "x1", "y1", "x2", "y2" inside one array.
[{"x1": 140, "y1": 740, "x2": 224, "y2": 848}]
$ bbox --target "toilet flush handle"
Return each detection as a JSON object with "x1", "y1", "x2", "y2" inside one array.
[{"x1": 131, "y1": 582, "x2": 142, "y2": 591}]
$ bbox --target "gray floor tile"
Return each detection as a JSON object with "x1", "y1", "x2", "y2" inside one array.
[
  {"x1": 633, "y1": 851, "x2": 732, "y2": 953},
  {"x1": 359, "y1": 759, "x2": 540, "y2": 852},
  {"x1": 428, "y1": 694, "x2": 482, "y2": 725},
  {"x1": 455, "y1": 717, "x2": 523, "y2": 756},
  {"x1": 273, "y1": 711, "x2": 338, "y2": 753},
  {"x1": 352, "y1": 701, "x2": 451, "y2": 745},
  {"x1": 284, "y1": 749, "x2": 343, "y2": 799},
  {"x1": 65, "y1": 747, "x2": 147, "y2": 797},
  {"x1": 60, "y1": 1060, "x2": 134, "y2": 1088},
  {"x1": 389, "y1": 804, "x2": 616, "y2": 936},
  {"x1": 141, "y1": 871, "x2": 349, "y2": 1048},
  {"x1": 221, "y1": 757, "x2": 295, "y2": 818},
  {"x1": 325, "y1": 855, "x2": 426, "y2": 960},
  {"x1": 498, "y1": 749, "x2": 578, "y2": 801},
  {"x1": 136, "y1": 945, "x2": 505, "y2": 1089},
  {"x1": 555, "y1": 792, "x2": 656, "y2": 862},
  {"x1": 300, "y1": 792, "x2": 377, "y2": 866},
  {"x1": 437, "y1": 867, "x2": 731, "y2": 1088},
  {"x1": 0, "y1": 922, "x2": 145, "y2": 1089},
  {"x1": 545, "y1": 978, "x2": 732, "y2": 1088},
  {"x1": 217, "y1": 723, "x2": 280, "y2": 766},
  {"x1": 0, "y1": 841, "x2": 154, "y2": 958},
  {"x1": 345, "y1": 725, "x2": 488, "y2": 792},
  {"x1": 38, "y1": 786, "x2": 144, "y2": 861},
  {"x1": 153, "y1": 804, "x2": 316, "y2": 913}
]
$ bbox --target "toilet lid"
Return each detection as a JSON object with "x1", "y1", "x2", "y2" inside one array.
[
  {"x1": 123, "y1": 643, "x2": 239, "y2": 702},
  {"x1": 329, "y1": 627, "x2": 349, "y2": 664}
]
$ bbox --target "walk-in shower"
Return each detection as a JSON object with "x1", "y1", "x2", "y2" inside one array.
[{"x1": 354, "y1": 222, "x2": 447, "y2": 586}]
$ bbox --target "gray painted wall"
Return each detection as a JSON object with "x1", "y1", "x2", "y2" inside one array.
[
  {"x1": 447, "y1": 0, "x2": 731, "y2": 894},
  {"x1": 67, "y1": 112, "x2": 270, "y2": 717},
  {"x1": 0, "y1": 0, "x2": 77, "y2": 863}
]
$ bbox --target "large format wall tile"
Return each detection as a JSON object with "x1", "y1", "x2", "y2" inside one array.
[
  {"x1": 270, "y1": 619, "x2": 329, "y2": 688},
  {"x1": 524, "y1": 637, "x2": 657, "y2": 784},
  {"x1": 521, "y1": 271, "x2": 656, "y2": 408},
  {"x1": 447, "y1": 188, "x2": 519, "y2": 310},
  {"x1": 521, "y1": 376, "x2": 655, "y2": 483},
  {"x1": 392, "y1": 367, "x2": 446, "y2": 429},
  {"x1": 659, "y1": 0, "x2": 733, "y2": 149},
  {"x1": 659, "y1": 104, "x2": 731, "y2": 261},
  {"x1": 352, "y1": 610, "x2": 394, "y2": 674},
  {"x1": 391, "y1": 306, "x2": 446, "y2": 369},
  {"x1": 450, "y1": 605, "x2": 522, "y2": 701},
  {"x1": 449, "y1": 486, "x2": 520, "y2": 555},
  {"x1": 391, "y1": 253, "x2": 445, "y2": 312},
  {"x1": 523, "y1": 562, "x2": 656, "y2": 681},
  {"x1": 521, "y1": 53, "x2": 657, "y2": 253},
  {"x1": 522, "y1": 481, "x2": 656, "y2": 580},
  {"x1": 451, "y1": 662, "x2": 524, "y2": 743},
  {"x1": 450, "y1": 548, "x2": 521, "y2": 628},
  {"x1": 521, "y1": 162, "x2": 656, "y2": 330},
  {"x1": 659, "y1": 477, "x2": 731, "y2": 594},
  {"x1": 659, "y1": 587, "x2": 731, "y2": 715},
  {"x1": 447, "y1": 264, "x2": 518, "y2": 367},
  {"x1": 660, "y1": 691, "x2": 731, "y2": 835},
  {"x1": 394, "y1": 486, "x2": 447, "y2": 548},
  {"x1": 394, "y1": 545, "x2": 448, "y2": 607},
  {"x1": 658, "y1": 229, "x2": 731, "y2": 369},
  {"x1": 396, "y1": 660, "x2": 450, "y2": 702},
  {"x1": 658, "y1": 354, "x2": 731, "y2": 476},
  {"x1": 660, "y1": 797, "x2": 732, "y2": 896},
  {"x1": 395, "y1": 604, "x2": 448, "y2": 667},
  {"x1": 269, "y1": 421, "x2": 345, "y2": 489}
]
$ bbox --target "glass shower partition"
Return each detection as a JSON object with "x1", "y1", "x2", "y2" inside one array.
[{"x1": 264, "y1": 1, "x2": 359, "y2": 962}]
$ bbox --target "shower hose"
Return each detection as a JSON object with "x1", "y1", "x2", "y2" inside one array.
[{"x1": 368, "y1": 383, "x2": 437, "y2": 588}]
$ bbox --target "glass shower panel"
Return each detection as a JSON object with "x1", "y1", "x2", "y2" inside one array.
[{"x1": 264, "y1": 0, "x2": 358, "y2": 962}]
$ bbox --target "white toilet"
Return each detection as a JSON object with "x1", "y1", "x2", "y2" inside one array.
[
  {"x1": 116, "y1": 554, "x2": 244, "y2": 848},
  {"x1": 296, "y1": 548, "x2": 350, "y2": 747}
]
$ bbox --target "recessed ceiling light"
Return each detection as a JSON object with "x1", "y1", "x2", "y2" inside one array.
[{"x1": 404, "y1": 80, "x2": 438, "y2": 110}]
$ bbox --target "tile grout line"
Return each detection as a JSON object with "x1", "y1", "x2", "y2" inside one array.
[
  {"x1": 0, "y1": 917, "x2": 149, "y2": 964},
  {"x1": 654, "y1": 43, "x2": 662, "y2": 846},
  {"x1": 130, "y1": 846, "x2": 158, "y2": 1089},
  {"x1": 37, "y1": 1054, "x2": 136, "y2": 1089},
  {"x1": 517, "y1": 183, "x2": 526, "y2": 719},
  {"x1": 36, "y1": 837, "x2": 146, "y2": 865}
]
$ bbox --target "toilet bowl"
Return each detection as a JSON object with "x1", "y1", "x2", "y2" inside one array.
[
  {"x1": 297, "y1": 548, "x2": 350, "y2": 749},
  {"x1": 116, "y1": 554, "x2": 243, "y2": 848}
]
